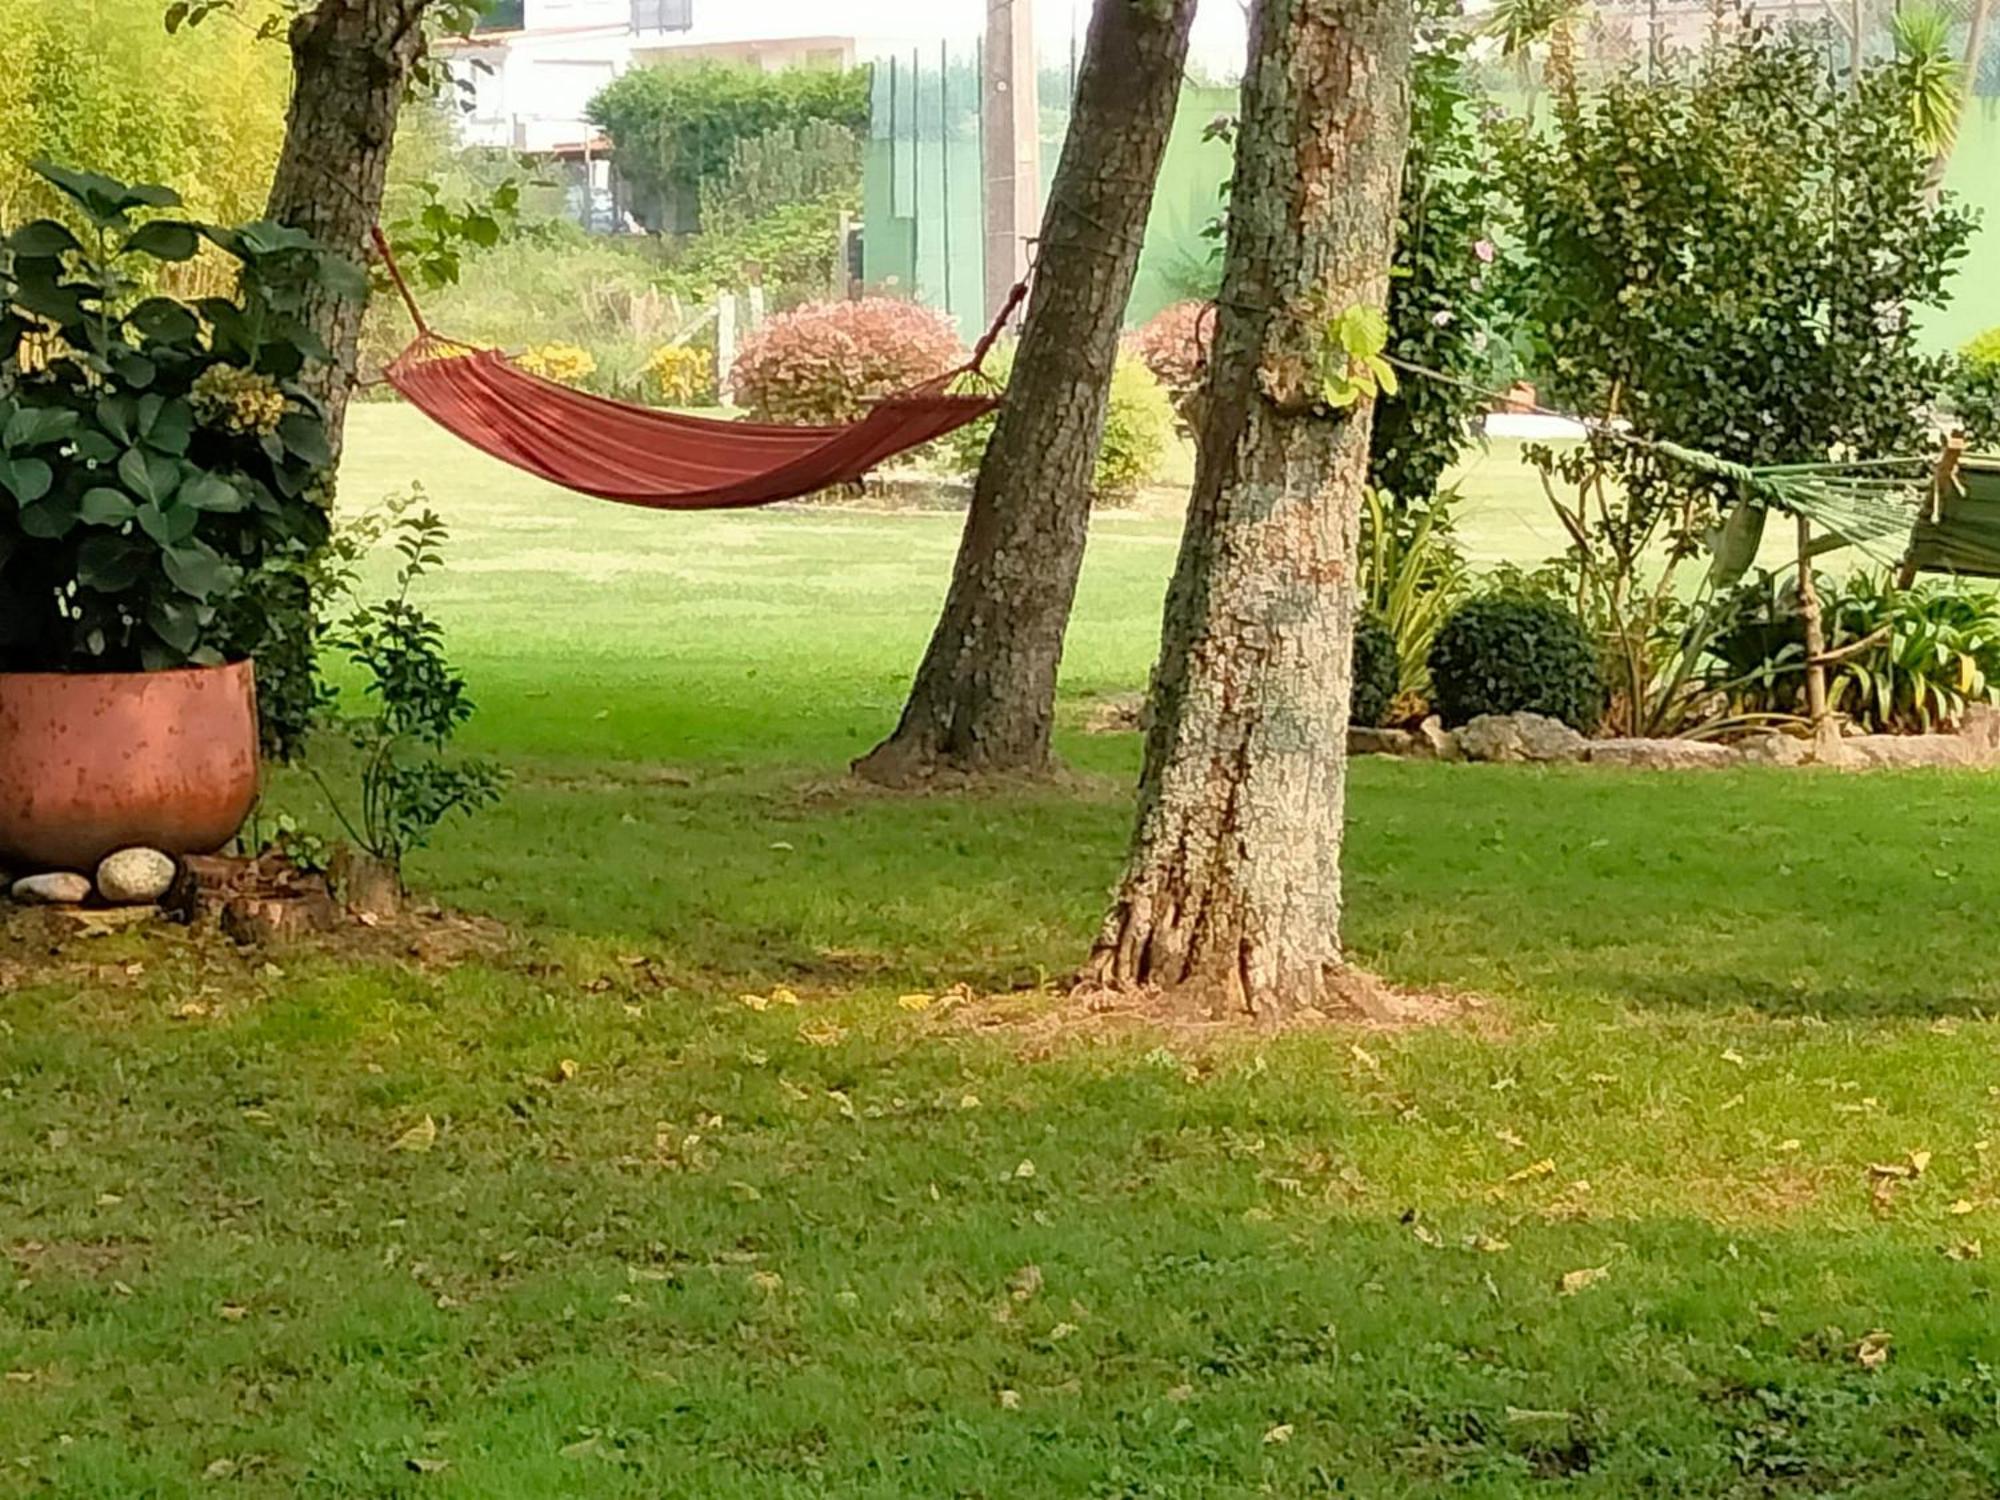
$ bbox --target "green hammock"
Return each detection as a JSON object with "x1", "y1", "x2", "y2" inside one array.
[
  {"x1": 1904, "y1": 457, "x2": 2000, "y2": 577},
  {"x1": 1644, "y1": 439, "x2": 2000, "y2": 578}
]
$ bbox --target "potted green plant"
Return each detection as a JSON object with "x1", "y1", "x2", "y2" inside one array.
[{"x1": 0, "y1": 164, "x2": 356, "y2": 875}]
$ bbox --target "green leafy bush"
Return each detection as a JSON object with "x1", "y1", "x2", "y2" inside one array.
[
  {"x1": 731, "y1": 297, "x2": 961, "y2": 425},
  {"x1": 1948, "y1": 327, "x2": 2000, "y2": 449},
  {"x1": 1349, "y1": 612, "x2": 1400, "y2": 729},
  {"x1": 942, "y1": 344, "x2": 1174, "y2": 503},
  {"x1": 1428, "y1": 591, "x2": 1605, "y2": 730},
  {"x1": 1497, "y1": 30, "x2": 1973, "y2": 492},
  {"x1": 1708, "y1": 569, "x2": 2000, "y2": 733},
  {"x1": 307, "y1": 491, "x2": 506, "y2": 871},
  {"x1": 0, "y1": 163, "x2": 351, "y2": 755},
  {"x1": 1370, "y1": 10, "x2": 1508, "y2": 510},
  {"x1": 587, "y1": 63, "x2": 869, "y2": 234},
  {"x1": 661, "y1": 199, "x2": 847, "y2": 304}
]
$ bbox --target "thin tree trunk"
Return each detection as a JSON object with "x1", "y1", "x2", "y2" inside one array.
[
  {"x1": 264, "y1": 0, "x2": 432, "y2": 466},
  {"x1": 853, "y1": 0, "x2": 1199, "y2": 785},
  {"x1": 1088, "y1": 0, "x2": 1412, "y2": 1020}
]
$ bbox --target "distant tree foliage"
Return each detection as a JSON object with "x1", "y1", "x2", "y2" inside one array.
[
  {"x1": 0, "y1": 0, "x2": 287, "y2": 231},
  {"x1": 588, "y1": 63, "x2": 871, "y2": 234},
  {"x1": 1497, "y1": 27, "x2": 1977, "y2": 488}
]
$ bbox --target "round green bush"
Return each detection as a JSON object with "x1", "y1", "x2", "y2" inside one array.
[
  {"x1": 942, "y1": 344, "x2": 1174, "y2": 503},
  {"x1": 1427, "y1": 592, "x2": 1604, "y2": 730},
  {"x1": 1349, "y1": 612, "x2": 1399, "y2": 728}
]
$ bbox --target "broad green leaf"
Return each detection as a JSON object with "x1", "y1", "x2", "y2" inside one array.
[
  {"x1": 134, "y1": 500, "x2": 195, "y2": 547},
  {"x1": 277, "y1": 412, "x2": 332, "y2": 467},
  {"x1": 118, "y1": 446, "x2": 179, "y2": 505},
  {"x1": 0, "y1": 456, "x2": 54, "y2": 504},
  {"x1": 122, "y1": 220, "x2": 200, "y2": 263},
  {"x1": 178, "y1": 472, "x2": 245, "y2": 512},
  {"x1": 142, "y1": 399, "x2": 193, "y2": 456},
  {"x1": 6, "y1": 220, "x2": 81, "y2": 257},
  {"x1": 4, "y1": 407, "x2": 79, "y2": 451},
  {"x1": 76, "y1": 533, "x2": 152, "y2": 592},
  {"x1": 18, "y1": 489, "x2": 78, "y2": 539},
  {"x1": 147, "y1": 595, "x2": 205, "y2": 655},
  {"x1": 96, "y1": 395, "x2": 136, "y2": 444},
  {"x1": 162, "y1": 540, "x2": 237, "y2": 600},
  {"x1": 79, "y1": 487, "x2": 137, "y2": 524}
]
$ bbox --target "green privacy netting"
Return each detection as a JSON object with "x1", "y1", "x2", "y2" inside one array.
[{"x1": 1905, "y1": 459, "x2": 2000, "y2": 578}]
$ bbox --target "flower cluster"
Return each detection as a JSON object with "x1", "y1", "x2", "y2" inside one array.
[
  {"x1": 515, "y1": 343, "x2": 598, "y2": 387},
  {"x1": 190, "y1": 363, "x2": 288, "y2": 436},
  {"x1": 645, "y1": 344, "x2": 715, "y2": 407}
]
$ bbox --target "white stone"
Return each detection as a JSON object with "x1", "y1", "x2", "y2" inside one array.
[
  {"x1": 11, "y1": 872, "x2": 92, "y2": 905},
  {"x1": 1453, "y1": 712, "x2": 1587, "y2": 764},
  {"x1": 1585, "y1": 738, "x2": 1735, "y2": 770},
  {"x1": 1347, "y1": 726, "x2": 1422, "y2": 757},
  {"x1": 1734, "y1": 732, "x2": 1814, "y2": 767},
  {"x1": 95, "y1": 847, "x2": 177, "y2": 904}
]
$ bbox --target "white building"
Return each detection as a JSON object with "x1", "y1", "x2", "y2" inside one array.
[{"x1": 440, "y1": 0, "x2": 1249, "y2": 159}]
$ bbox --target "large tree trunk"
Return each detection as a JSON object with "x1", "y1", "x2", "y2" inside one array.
[
  {"x1": 1088, "y1": 0, "x2": 1412, "y2": 1020},
  {"x1": 265, "y1": 0, "x2": 432, "y2": 465},
  {"x1": 853, "y1": 0, "x2": 1199, "y2": 785}
]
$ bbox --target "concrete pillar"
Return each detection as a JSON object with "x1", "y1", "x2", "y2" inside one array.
[{"x1": 981, "y1": 0, "x2": 1040, "y2": 323}]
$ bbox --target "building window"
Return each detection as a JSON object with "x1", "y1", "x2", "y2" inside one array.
[
  {"x1": 631, "y1": 0, "x2": 692, "y2": 32},
  {"x1": 475, "y1": 0, "x2": 525, "y2": 29}
]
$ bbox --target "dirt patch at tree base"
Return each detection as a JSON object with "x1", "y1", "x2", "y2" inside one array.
[
  {"x1": 941, "y1": 967, "x2": 1486, "y2": 1053},
  {"x1": 0, "y1": 862, "x2": 509, "y2": 995}
]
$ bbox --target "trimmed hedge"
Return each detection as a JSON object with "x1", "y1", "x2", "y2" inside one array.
[
  {"x1": 1428, "y1": 592, "x2": 1604, "y2": 731},
  {"x1": 1349, "y1": 612, "x2": 1399, "y2": 729}
]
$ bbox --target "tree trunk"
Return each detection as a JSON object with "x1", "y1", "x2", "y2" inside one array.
[
  {"x1": 853, "y1": 0, "x2": 1199, "y2": 785},
  {"x1": 264, "y1": 0, "x2": 432, "y2": 465},
  {"x1": 1088, "y1": 0, "x2": 1412, "y2": 1020}
]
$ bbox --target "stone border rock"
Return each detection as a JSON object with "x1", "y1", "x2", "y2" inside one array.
[{"x1": 1348, "y1": 707, "x2": 2000, "y2": 771}]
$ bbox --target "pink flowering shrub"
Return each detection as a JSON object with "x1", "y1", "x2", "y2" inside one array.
[
  {"x1": 731, "y1": 298, "x2": 964, "y2": 424},
  {"x1": 1129, "y1": 301, "x2": 1213, "y2": 432}
]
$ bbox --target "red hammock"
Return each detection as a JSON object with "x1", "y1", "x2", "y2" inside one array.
[{"x1": 371, "y1": 228, "x2": 1017, "y2": 512}]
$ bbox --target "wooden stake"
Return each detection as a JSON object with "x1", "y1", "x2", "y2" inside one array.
[{"x1": 1797, "y1": 513, "x2": 1831, "y2": 741}]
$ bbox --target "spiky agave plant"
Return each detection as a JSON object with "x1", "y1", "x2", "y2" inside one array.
[{"x1": 1891, "y1": 1, "x2": 1966, "y2": 157}]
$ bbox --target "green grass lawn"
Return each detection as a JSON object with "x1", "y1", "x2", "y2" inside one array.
[{"x1": 8, "y1": 409, "x2": 2000, "y2": 1496}]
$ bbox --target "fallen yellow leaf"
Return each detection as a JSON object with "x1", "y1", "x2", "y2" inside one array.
[
  {"x1": 1263, "y1": 1423, "x2": 1294, "y2": 1445},
  {"x1": 389, "y1": 1115, "x2": 437, "y2": 1154},
  {"x1": 1505, "y1": 1158, "x2": 1557, "y2": 1185},
  {"x1": 897, "y1": 993, "x2": 934, "y2": 1011},
  {"x1": 1559, "y1": 1266, "x2": 1609, "y2": 1295},
  {"x1": 1856, "y1": 1330, "x2": 1892, "y2": 1370}
]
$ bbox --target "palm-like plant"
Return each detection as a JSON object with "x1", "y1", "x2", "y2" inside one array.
[
  {"x1": 1892, "y1": 0, "x2": 1968, "y2": 156},
  {"x1": 1483, "y1": 0, "x2": 1588, "y2": 105}
]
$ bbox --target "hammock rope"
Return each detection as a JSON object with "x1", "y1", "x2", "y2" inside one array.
[
  {"x1": 368, "y1": 227, "x2": 1018, "y2": 512},
  {"x1": 1382, "y1": 352, "x2": 1951, "y2": 567}
]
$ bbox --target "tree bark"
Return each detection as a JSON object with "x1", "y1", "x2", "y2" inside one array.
[
  {"x1": 1088, "y1": 0, "x2": 1412, "y2": 1020},
  {"x1": 853, "y1": 0, "x2": 1199, "y2": 785},
  {"x1": 264, "y1": 0, "x2": 432, "y2": 465}
]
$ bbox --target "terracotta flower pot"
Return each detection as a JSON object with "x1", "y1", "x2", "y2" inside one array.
[{"x1": 0, "y1": 660, "x2": 260, "y2": 873}]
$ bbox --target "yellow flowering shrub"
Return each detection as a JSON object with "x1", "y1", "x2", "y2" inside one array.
[
  {"x1": 645, "y1": 344, "x2": 715, "y2": 406},
  {"x1": 515, "y1": 343, "x2": 598, "y2": 387}
]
